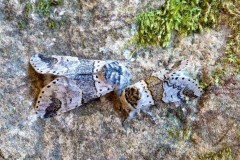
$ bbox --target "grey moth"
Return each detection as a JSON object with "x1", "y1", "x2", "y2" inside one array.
[
  {"x1": 30, "y1": 54, "x2": 131, "y2": 118},
  {"x1": 119, "y1": 57, "x2": 203, "y2": 122}
]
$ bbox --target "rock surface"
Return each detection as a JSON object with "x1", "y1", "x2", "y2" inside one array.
[{"x1": 0, "y1": 0, "x2": 239, "y2": 159}]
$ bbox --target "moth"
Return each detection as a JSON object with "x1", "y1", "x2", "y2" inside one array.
[
  {"x1": 119, "y1": 57, "x2": 203, "y2": 123},
  {"x1": 30, "y1": 54, "x2": 131, "y2": 118}
]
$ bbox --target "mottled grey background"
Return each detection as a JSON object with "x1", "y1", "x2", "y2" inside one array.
[{"x1": 0, "y1": 0, "x2": 239, "y2": 159}]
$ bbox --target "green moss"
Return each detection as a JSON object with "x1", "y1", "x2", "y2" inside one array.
[
  {"x1": 47, "y1": 20, "x2": 57, "y2": 28},
  {"x1": 197, "y1": 147, "x2": 235, "y2": 160},
  {"x1": 131, "y1": 0, "x2": 239, "y2": 86},
  {"x1": 23, "y1": 0, "x2": 64, "y2": 17},
  {"x1": 223, "y1": 1, "x2": 240, "y2": 69},
  {"x1": 211, "y1": 67, "x2": 227, "y2": 85},
  {"x1": 237, "y1": 125, "x2": 240, "y2": 141},
  {"x1": 21, "y1": 0, "x2": 65, "y2": 29},
  {"x1": 133, "y1": 0, "x2": 238, "y2": 86},
  {"x1": 167, "y1": 127, "x2": 192, "y2": 141},
  {"x1": 36, "y1": 0, "x2": 64, "y2": 16},
  {"x1": 36, "y1": 0, "x2": 51, "y2": 16},
  {"x1": 198, "y1": 81, "x2": 209, "y2": 90},
  {"x1": 24, "y1": 2, "x2": 33, "y2": 17},
  {"x1": 133, "y1": 0, "x2": 221, "y2": 47},
  {"x1": 17, "y1": 20, "x2": 27, "y2": 30},
  {"x1": 209, "y1": 0, "x2": 240, "y2": 85},
  {"x1": 46, "y1": 19, "x2": 63, "y2": 29}
]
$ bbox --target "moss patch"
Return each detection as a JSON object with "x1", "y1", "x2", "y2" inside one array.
[
  {"x1": 132, "y1": 0, "x2": 239, "y2": 87},
  {"x1": 221, "y1": 1, "x2": 240, "y2": 72},
  {"x1": 35, "y1": 0, "x2": 64, "y2": 16},
  {"x1": 18, "y1": 0, "x2": 65, "y2": 30},
  {"x1": 132, "y1": 0, "x2": 221, "y2": 47},
  {"x1": 197, "y1": 147, "x2": 235, "y2": 160},
  {"x1": 24, "y1": 0, "x2": 64, "y2": 17},
  {"x1": 167, "y1": 126, "x2": 192, "y2": 141},
  {"x1": 17, "y1": 19, "x2": 27, "y2": 30},
  {"x1": 46, "y1": 19, "x2": 63, "y2": 29},
  {"x1": 206, "y1": 0, "x2": 240, "y2": 86}
]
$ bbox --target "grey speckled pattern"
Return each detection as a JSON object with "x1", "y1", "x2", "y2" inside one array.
[{"x1": 0, "y1": 0, "x2": 239, "y2": 159}]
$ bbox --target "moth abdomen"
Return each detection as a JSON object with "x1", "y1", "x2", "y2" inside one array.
[{"x1": 125, "y1": 87, "x2": 141, "y2": 107}]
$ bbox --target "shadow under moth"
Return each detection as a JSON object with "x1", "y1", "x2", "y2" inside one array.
[
  {"x1": 119, "y1": 57, "x2": 203, "y2": 123},
  {"x1": 30, "y1": 54, "x2": 131, "y2": 118}
]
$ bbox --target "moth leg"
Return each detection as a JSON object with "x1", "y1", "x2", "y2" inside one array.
[
  {"x1": 141, "y1": 106, "x2": 157, "y2": 124},
  {"x1": 122, "y1": 109, "x2": 139, "y2": 127}
]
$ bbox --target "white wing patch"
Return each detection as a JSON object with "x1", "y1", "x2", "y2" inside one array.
[
  {"x1": 30, "y1": 54, "x2": 83, "y2": 76},
  {"x1": 93, "y1": 74, "x2": 114, "y2": 96},
  {"x1": 93, "y1": 60, "x2": 109, "y2": 73},
  {"x1": 151, "y1": 57, "x2": 202, "y2": 103},
  {"x1": 134, "y1": 80, "x2": 155, "y2": 108},
  {"x1": 162, "y1": 81, "x2": 184, "y2": 103},
  {"x1": 93, "y1": 60, "x2": 114, "y2": 96}
]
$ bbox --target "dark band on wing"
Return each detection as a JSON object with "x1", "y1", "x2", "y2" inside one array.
[
  {"x1": 183, "y1": 88, "x2": 199, "y2": 98},
  {"x1": 43, "y1": 97, "x2": 62, "y2": 118},
  {"x1": 38, "y1": 54, "x2": 58, "y2": 68},
  {"x1": 74, "y1": 74, "x2": 97, "y2": 103}
]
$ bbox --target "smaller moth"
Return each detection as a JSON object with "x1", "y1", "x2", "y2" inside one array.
[
  {"x1": 119, "y1": 57, "x2": 203, "y2": 122},
  {"x1": 30, "y1": 54, "x2": 131, "y2": 118}
]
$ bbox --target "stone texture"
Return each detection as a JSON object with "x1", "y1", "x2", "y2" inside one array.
[{"x1": 0, "y1": 0, "x2": 239, "y2": 159}]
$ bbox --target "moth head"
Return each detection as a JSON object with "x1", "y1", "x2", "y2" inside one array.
[{"x1": 101, "y1": 61, "x2": 131, "y2": 95}]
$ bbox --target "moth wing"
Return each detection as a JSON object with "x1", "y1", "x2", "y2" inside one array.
[
  {"x1": 167, "y1": 75, "x2": 202, "y2": 97},
  {"x1": 30, "y1": 54, "x2": 131, "y2": 93},
  {"x1": 162, "y1": 75, "x2": 202, "y2": 103},
  {"x1": 35, "y1": 77, "x2": 82, "y2": 118},
  {"x1": 162, "y1": 81, "x2": 184, "y2": 103},
  {"x1": 152, "y1": 57, "x2": 193, "y2": 80},
  {"x1": 94, "y1": 77, "x2": 114, "y2": 96},
  {"x1": 72, "y1": 74, "x2": 114, "y2": 103},
  {"x1": 30, "y1": 54, "x2": 95, "y2": 76}
]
